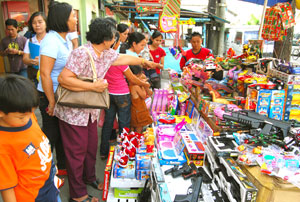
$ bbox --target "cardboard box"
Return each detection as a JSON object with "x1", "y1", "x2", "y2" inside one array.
[
  {"x1": 241, "y1": 165, "x2": 300, "y2": 202},
  {"x1": 102, "y1": 146, "x2": 115, "y2": 201}
]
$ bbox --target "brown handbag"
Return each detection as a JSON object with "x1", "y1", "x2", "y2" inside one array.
[{"x1": 55, "y1": 46, "x2": 110, "y2": 109}]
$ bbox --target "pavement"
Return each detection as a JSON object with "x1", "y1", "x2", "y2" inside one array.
[{"x1": 0, "y1": 76, "x2": 171, "y2": 202}]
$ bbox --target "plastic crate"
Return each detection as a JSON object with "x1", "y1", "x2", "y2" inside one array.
[{"x1": 268, "y1": 68, "x2": 300, "y2": 84}]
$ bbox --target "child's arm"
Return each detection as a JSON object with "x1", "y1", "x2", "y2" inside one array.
[
  {"x1": 145, "y1": 87, "x2": 153, "y2": 97},
  {"x1": 1, "y1": 188, "x2": 17, "y2": 202},
  {"x1": 135, "y1": 85, "x2": 147, "y2": 100}
]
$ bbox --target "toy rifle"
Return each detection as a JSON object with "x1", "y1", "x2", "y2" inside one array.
[
  {"x1": 174, "y1": 176, "x2": 203, "y2": 202},
  {"x1": 223, "y1": 110, "x2": 291, "y2": 139}
]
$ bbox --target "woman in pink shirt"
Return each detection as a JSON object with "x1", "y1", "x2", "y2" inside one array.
[{"x1": 100, "y1": 32, "x2": 149, "y2": 159}]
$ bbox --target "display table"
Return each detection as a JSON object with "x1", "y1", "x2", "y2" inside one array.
[{"x1": 241, "y1": 165, "x2": 300, "y2": 202}]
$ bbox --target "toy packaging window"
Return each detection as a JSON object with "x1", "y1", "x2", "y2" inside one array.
[
  {"x1": 192, "y1": 108, "x2": 200, "y2": 127},
  {"x1": 186, "y1": 99, "x2": 195, "y2": 119}
]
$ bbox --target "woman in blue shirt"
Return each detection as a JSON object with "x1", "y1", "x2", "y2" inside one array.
[{"x1": 37, "y1": 1, "x2": 76, "y2": 178}]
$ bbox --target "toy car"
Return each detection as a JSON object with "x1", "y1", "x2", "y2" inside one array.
[
  {"x1": 277, "y1": 62, "x2": 300, "y2": 74},
  {"x1": 248, "y1": 82, "x2": 277, "y2": 90},
  {"x1": 269, "y1": 77, "x2": 284, "y2": 90}
]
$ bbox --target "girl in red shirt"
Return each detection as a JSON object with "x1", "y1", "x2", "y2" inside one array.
[{"x1": 148, "y1": 31, "x2": 166, "y2": 89}]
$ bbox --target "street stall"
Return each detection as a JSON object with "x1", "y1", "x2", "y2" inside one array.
[{"x1": 99, "y1": 1, "x2": 300, "y2": 202}]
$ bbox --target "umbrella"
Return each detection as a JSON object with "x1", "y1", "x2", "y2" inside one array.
[{"x1": 240, "y1": 0, "x2": 290, "y2": 7}]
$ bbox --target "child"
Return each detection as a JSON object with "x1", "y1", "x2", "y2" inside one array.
[
  {"x1": 148, "y1": 31, "x2": 166, "y2": 89},
  {"x1": 0, "y1": 74, "x2": 61, "y2": 202},
  {"x1": 129, "y1": 65, "x2": 153, "y2": 133}
]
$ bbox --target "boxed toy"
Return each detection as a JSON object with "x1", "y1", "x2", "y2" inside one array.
[
  {"x1": 207, "y1": 136, "x2": 240, "y2": 157},
  {"x1": 256, "y1": 89, "x2": 272, "y2": 117},
  {"x1": 181, "y1": 133, "x2": 205, "y2": 161},
  {"x1": 136, "y1": 169, "x2": 151, "y2": 180},
  {"x1": 205, "y1": 145, "x2": 220, "y2": 175},
  {"x1": 269, "y1": 90, "x2": 285, "y2": 120},
  {"x1": 102, "y1": 146, "x2": 115, "y2": 201},
  {"x1": 216, "y1": 157, "x2": 258, "y2": 202},
  {"x1": 113, "y1": 161, "x2": 135, "y2": 179},
  {"x1": 197, "y1": 116, "x2": 214, "y2": 143},
  {"x1": 171, "y1": 82, "x2": 184, "y2": 91},
  {"x1": 157, "y1": 149, "x2": 187, "y2": 165},
  {"x1": 135, "y1": 153, "x2": 151, "y2": 170},
  {"x1": 114, "y1": 187, "x2": 143, "y2": 199},
  {"x1": 284, "y1": 84, "x2": 300, "y2": 121}
]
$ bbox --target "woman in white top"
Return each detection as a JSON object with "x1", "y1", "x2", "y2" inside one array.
[{"x1": 23, "y1": 12, "x2": 48, "y2": 86}]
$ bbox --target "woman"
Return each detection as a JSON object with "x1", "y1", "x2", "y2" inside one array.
[
  {"x1": 23, "y1": 11, "x2": 48, "y2": 86},
  {"x1": 148, "y1": 30, "x2": 166, "y2": 88},
  {"x1": 38, "y1": 1, "x2": 76, "y2": 176},
  {"x1": 100, "y1": 32, "x2": 150, "y2": 159},
  {"x1": 115, "y1": 23, "x2": 129, "y2": 53},
  {"x1": 57, "y1": 18, "x2": 161, "y2": 202}
]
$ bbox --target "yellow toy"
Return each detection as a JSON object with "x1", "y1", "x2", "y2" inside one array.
[
  {"x1": 210, "y1": 90, "x2": 230, "y2": 104},
  {"x1": 143, "y1": 128, "x2": 155, "y2": 146}
]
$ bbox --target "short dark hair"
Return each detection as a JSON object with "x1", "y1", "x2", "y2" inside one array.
[
  {"x1": 129, "y1": 65, "x2": 143, "y2": 75},
  {"x1": 28, "y1": 12, "x2": 48, "y2": 34},
  {"x1": 117, "y1": 23, "x2": 129, "y2": 33},
  {"x1": 105, "y1": 17, "x2": 117, "y2": 27},
  {"x1": 191, "y1": 32, "x2": 202, "y2": 39},
  {"x1": 0, "y1": 75, "x2": 39, "y2": 114},
  {"x1": 47, "y1": 1, "x2": 72, "y2": 32},
  {"x1": 86, "y1": 18, "x2": 116, "y2": 44},
  {"x1": 5, "y1": 19, "x2": 18, "y2": 28},
  {"x1": 128, "y1": 32, "x2": 145, "y2": 48}
]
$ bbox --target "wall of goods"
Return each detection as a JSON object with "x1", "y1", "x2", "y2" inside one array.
[{"x1": 100, "y1": 47, "x2": 300, "y2": 202}]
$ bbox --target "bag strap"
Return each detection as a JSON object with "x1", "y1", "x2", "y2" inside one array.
[{"x1": 80, "y1": 46, "x2": 97, "y2": 82}]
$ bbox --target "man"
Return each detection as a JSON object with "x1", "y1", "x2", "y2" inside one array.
[
  {"x1": 0, "y1": 19, "x2": 27, "y2": 76},
  {"x1": 180, "y1": 32, "x2": 213, "y2": 70}
]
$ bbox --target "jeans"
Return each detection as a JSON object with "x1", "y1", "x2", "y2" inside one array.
[
  {"x1": 38, "y1": 91, "x2": 66, "y2": 169},
  {"x1": 100, "y1": 94, "x2": 131, "y2": 156}
]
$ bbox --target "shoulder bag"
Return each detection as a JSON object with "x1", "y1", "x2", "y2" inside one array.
[{"x1": 55, "y1": 46, "x2": 110, "y2": 109}]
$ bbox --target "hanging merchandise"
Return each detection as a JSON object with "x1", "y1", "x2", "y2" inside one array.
[
  {"x1": 158, "y1": 0, "x2": 181, "y2": 33},
  {"x1": 262, "y1": 2, "x2": 295, "y2": 41},
  {"x1": 134, "y1": 0, "x2": 163, "y2": 13},
  {"x1": 297, "y1": 0, "x2": 300, "y2": 9},
  {"x1": 275, "y1": 2, "x2": 296, "y2": 29}
]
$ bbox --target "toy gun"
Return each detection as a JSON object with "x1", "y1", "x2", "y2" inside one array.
[
  {"x1": 174, "y1": 176, "x2": 203, "y2": 202},
  {"x1": 223, "y1": 110, "x2": 291, "y2": 139},
  {"x1": 172, "y1": 163, "x2": 192, "y2": 178},
  {"x1": 212, "y1": 136, "x2": 237, "y2": 150},
  {"x1": 164, "y1": 165, "x2": 179, "y2": 175},
  {"x1": 182, "y1": 163, "x2": 199, "y2": 179},
  {"x1": 164, "y1": 163, "x2": 191, "y2": 178}
]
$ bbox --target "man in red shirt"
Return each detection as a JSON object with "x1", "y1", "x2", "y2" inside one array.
[{"x1": 180, "y1": 32, "x2": 213, "y2": 70}]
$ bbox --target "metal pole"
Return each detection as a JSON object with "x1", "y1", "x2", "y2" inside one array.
[
  {"x1": 217, "y1": 0, "x2": 226, "y2": 56},
  {"x1": 258, "y1": 0, "x2": 268, "y2": 39}
]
